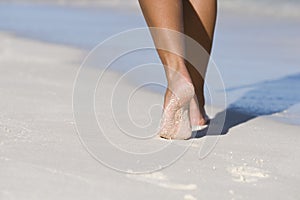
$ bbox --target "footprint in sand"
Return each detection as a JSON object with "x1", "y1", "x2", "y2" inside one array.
[
  {"x1": 227, "y1": 166, "x2": 269, "y2": 183},
  {"x1": 184, "y1": 194, "x2": 197, "y2": 200},
  {"x1": 126, "y1": 172, "x2": 197, "y2": 191}
]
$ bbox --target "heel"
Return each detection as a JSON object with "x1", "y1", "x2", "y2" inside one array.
[
  {"x1": 175, "y1": 82, "x2": 195, "y2": 107},
  {"x1": 173, "y1": 104, "x2": 193, "y2": 139},
  {"x1": 159, "y1": 82, "x2": 194, "y2": 140}
]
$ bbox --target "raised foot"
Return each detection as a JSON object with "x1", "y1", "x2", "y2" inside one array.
[
  {"x1": 159, "y1": 82, "x2": 195, "y2": 140},
  {"x1": 189, "y1": 96, "x2": 210, "y2": 131}
]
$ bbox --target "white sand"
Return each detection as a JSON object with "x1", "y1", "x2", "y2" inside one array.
[{"x1": 1, "y1": 32, "x2": 300, "y2": 200}]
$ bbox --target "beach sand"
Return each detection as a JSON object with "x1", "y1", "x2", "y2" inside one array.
[{"x1": 0, "y1": 32, "x2": 300, "y2": 199}]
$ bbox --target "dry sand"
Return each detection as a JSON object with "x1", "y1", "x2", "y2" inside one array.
[{"x1": 0, "y1": 32, "x2": 300, "y2": 200}]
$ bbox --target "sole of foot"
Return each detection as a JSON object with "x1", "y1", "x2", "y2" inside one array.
[{"x1": 159, "y1": 82, "x2": 195, "y2": 140}]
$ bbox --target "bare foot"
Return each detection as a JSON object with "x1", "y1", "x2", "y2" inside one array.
[
  {"x1": 159, "y1": 80, "x2": 195, "y2": 140},
  {"x1": 189, "y1": 97, "x2": 209, "y2": 128}
]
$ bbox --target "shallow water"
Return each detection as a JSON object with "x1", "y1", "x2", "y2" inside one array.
[
  {"x1": 0, "y1": 3, "x2": 300, "y2": 125},
  {"x1": 0, "y1": 3, "x2": 145, "y2": 48}
]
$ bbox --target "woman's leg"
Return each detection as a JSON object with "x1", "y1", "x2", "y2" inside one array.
[
  {"x1": 183, "y1": 0, "x2": 217, "y2": 126},
  {"x1": 138, "y1": 0, "x2": 195, "y2": 139}
]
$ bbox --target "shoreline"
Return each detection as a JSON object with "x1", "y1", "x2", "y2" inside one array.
[
  {"x1": 2, "y1": 1, "x2": 300, "y2": 19},
  {"x1": 1, "y1": 3, "x2": 300, "y2": 126},
  {"x1": 1, "y1": 31, "x2": 300, "y2": 199}
]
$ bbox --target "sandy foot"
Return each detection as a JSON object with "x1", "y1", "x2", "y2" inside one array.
[{"x1": 159, "y1": 82, "x2": 195, "y2": 140}]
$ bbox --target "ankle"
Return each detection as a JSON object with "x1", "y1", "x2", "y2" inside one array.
[{"x1": 163, "y1": 60, "x2": 191, "y2": 80}]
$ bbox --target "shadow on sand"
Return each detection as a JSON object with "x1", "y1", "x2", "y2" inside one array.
[{"x1": 194, "y1": 73, "x2": 300, "y2": 138}]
